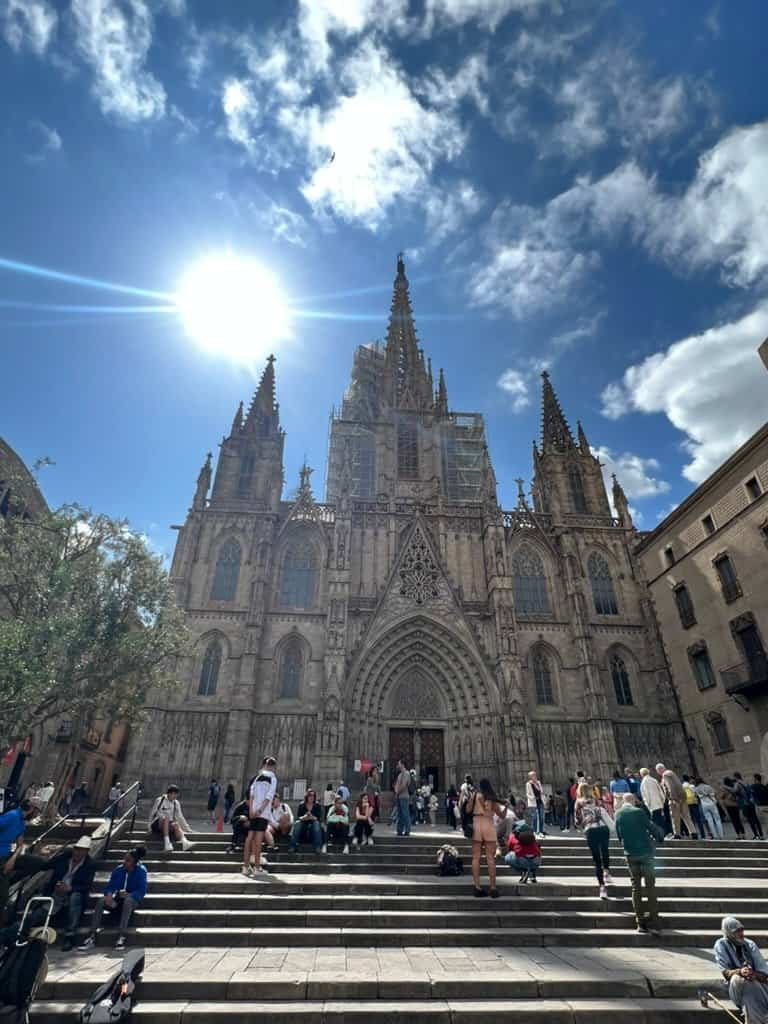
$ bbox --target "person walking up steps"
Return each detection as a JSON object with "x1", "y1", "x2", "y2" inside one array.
[
  {"x1": 466, "y1": 778, "x2": 507, "y2": 898},
  {"x1": 574, "y1": 782, "x2": 613, "y2": 899},
  {"x1": 243, "y1": 756, "x2": 277, "y2": 878},
  {"x1": 615, "y1": 793, "x2": 664, "y2": 935}
]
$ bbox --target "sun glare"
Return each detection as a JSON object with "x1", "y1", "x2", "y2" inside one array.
[{"x1": 175, "y1": 253, "x2": 290, "y2": 362}]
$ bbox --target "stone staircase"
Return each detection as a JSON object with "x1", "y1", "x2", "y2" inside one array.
[{"x1": 31, "y1": 827, "x2": 766, "y2": 1021}]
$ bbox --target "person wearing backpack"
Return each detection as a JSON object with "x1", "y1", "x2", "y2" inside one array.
[
  {"x1": 734, "y1": 772, "x2": 764, "y2": 840},
  {"x1": 574, "y1": 781, "x2": 613, "y2": 899},
  {"x1": 504, "y1": 824, "x2": 542, "y2": 883},
  {"x1": 720, "y1": 778, "x2": 746, "y2": 839}
]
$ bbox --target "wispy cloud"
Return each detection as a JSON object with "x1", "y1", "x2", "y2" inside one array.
[
  {"x1": 24, "y1": 119, "x2": 62, "y2": 164},
  {"x1": 0, "y1": 0, "x2": 57, "y2": 55}
]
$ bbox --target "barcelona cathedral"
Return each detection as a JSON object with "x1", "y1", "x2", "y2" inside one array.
[{"x1": 124, "y1": 256, "x2": 688, "y2": 797}]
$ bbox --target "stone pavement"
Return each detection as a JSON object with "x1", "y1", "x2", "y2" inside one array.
[{"x1": 30, "y1": 824, "x2": 766, "y2": 1021}]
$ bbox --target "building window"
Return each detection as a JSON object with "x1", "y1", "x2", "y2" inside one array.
[
  {"x1": 397, "y1": 419, "x2": 419, "y2": 480},
  {"x1": 238, "y1": 454, "x2": 255, "y2": 498},
  {"x1": 512, "y1": 545, "x2": 550, "y2": 615},
  {"x1": 279, "y1": 639, "x2": 303, "y2": 698},
  {"x1": 279, "y1": 539, "x2": 318, "y2": 609},
  {"x1": 714, "y1": 554, "x2": 742, "y2": 603},
  {"x1": 351, "y1": 433, "x2": 375, "y2": 497},
  {"x1": 689, "y1": 644, "x2": 716, "y2": 691},
  {"x1": 673, "y1": 583, "x2": 696, "y2": 629},
  {"x1": 663, "y1": 546, "x2": 675, "y2": 568},
  {"x1": 702, "y1": 514, "x2": 715, "y2": 536},
  {"x1": 588, "y1": 552, "x2": 619, "y2": 615},
  {"x1": 568, "y1": 464, "x2": 588, "y2": 514},
  {"x1": 532, "y1": 649, "x2": 555, "y2": 705},
  {"x1": 198, "y1": 640, "x2": 222, "y2": 696},
  {"x1": 745, "y1": 476, "x2": 762, "y2": 502},
  {"x1": 610, "y1": 654, "x2": 634, "y2": 706},
  {"x1": 733, "y1": 618, "x2": 767, "y2": 682},
  {"x1": 210, "y1": 539, "x2": 241, "y2": 601},
  {"x1": 761, "y1": 519, "x2": 768, "y2": 548},
  {"x1": 707, "y1": 713, "x2": 733, "y2": 755}
]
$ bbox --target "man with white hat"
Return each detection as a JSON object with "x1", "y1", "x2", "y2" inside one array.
[{"x1": 42, "y1": 835, "x2": 95, "y2": 950}]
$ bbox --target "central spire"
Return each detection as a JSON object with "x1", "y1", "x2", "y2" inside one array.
[
  {"x1": 540, "y1": 370, "x2": 575, "y2": 453},
  {"x1": 384, "y1": 254, "x2": 433, "y2": 410}
]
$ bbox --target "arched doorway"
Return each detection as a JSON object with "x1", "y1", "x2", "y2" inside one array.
[{"x1": 388, "y1": 669, "x2": 447, "y2": 789}]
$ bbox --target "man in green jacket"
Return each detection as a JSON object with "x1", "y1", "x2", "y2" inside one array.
[{"x1": 615, "y1": 793, "x2": 665, "y2": 935}]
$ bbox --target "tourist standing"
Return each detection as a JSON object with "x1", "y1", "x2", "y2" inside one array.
[
  {"x1": 353, "y1": 794, "x2": 375, "y2": 846},
  {"x1": 223, "y1": 783, "x2": 236, "y2": 823},
  {"x1": 574, "y1": 781, "x2": 613, "y2": 899},
  {"x1": 734, "y1": 772, "x2": 764, "y2": 840},
  {"x1": 609, "y1": 770, "x2": 630, "y2": 802},
  {"x1": 466, "y1": 778, "x2": 507, "y2": 898},
  {"x1": 656, "y1": 764, "x2": 696, "y2": 839},
  {"x1": 625, "y1": 768, "x2": 641, "y2": 799},
  {"x1": 428, "y1": 792, "x2": 438, "y2": 826},
  {"x1": 694, "y1": 777, "x2": 724, "y2": 839},
  {"x1": 242, "y1": 756, "x2": 277, "y2": 878},
  {"x1": 207, "y1": 779, "x2": 221, "y2": 825},
  {"x1": 552, "y1": 790, "x2": 566, "y2": 831},
  {"x1": 682, "y1": 774, "x2": 705, "y2": 839},
  {"x1": 720, "y1": 778, "x2": 746, "y2": 840},
  {"x1": 149, "y1": 785, "x2": 196, "y2": 853},
  {"x1": 640, "y1": 768, "x2": 667, "y2": 832},
  {"x1": 752, "y1": 773, "x2": 768, "y2": 835},
  {"x1": 566, "y1": 777, "x2": 577, "y2": 831},
  {"x1": 615, "y1": 793, "x2": 664, "y2": 935},
  {"x1": 394, "y1": 760, "x2": 411, "y2": 837},
  {"x1": 714, "y1": 916, "x2": 768, "y2": 1021},
  {"x1": 446, "y1": 785, "x2": 459, "y2": 829},
  {"x1": 526, "y1": 770, "x2": 546, "y2": 838},
  {"x1": 337, "y1": 781, "x2": 350, "y2": 802},
  {"x1": 364, "y1": 767, "x2": 380, "y2": 820}
]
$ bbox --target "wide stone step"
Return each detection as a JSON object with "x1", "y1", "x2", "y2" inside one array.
[
  {"x1": 29, "y1": 997, "x2": 739, "y2": 1022},
  {"x1": 83, "y1": 926, "x2": 768, "y2": 947}
]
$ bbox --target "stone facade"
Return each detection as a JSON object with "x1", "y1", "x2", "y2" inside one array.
[
  {"x1": 124, "y1": 257, "x2": 688, "y2": 797},
  {"x1": 635, "y1": 412, "x2": 768, "y2": 780}
]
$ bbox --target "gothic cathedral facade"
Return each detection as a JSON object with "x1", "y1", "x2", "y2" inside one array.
[{"x1": 124, "y1": 257, "x2": 689, "y2": 796}]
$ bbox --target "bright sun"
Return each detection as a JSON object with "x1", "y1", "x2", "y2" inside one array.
[{"x1": 175, "y1": 253, "x2": 290, "y2": 362}]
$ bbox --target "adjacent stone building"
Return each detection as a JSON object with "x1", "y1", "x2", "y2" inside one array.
[
  {"x1": 124, "y1": 256, "x2": 688, "y2": 797},
  {"x1": 636, "y1": 401, "x2": 768, "y2": 779}
]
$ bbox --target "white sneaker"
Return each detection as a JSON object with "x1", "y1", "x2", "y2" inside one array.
[
  {"x1": 368, "y1": 837, "x2": 374, "y2": 846},
  {"x1": 603, "y1": 871, "x2": 613, "y2": 885},
  {"x1": 321, "y1": 844, "x2": 327, "y2": 854},
  {"x1": 260, "y1": 854, "x2": 268, "y2": 866},
  {"x1": 599, "y1": 885, "x2": 608, "y2": 900},
  {"x1": 352, "y1": 838, "x2": 358, "y2": 847},
  {"x1": 343, "y1": 843, "x2": 350, "y2": 854},
  {"x1": 181, "y1": 838, "x2": 196, "y2": 851},
  {"x1": 163, "y1": 837, "x2": 173, "y2": 852}
]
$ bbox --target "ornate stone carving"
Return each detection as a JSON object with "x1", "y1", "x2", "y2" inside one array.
[
  {"x1": 399, "y1": 525, "x2": 439, "y2": 604},
  {"x1": 391, "y1": 674, "x2": 445, "y2": 719}
]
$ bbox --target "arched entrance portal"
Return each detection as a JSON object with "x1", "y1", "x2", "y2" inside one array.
[{"x1": 344, "y1": 614, "x2": 502, "y2": 790}]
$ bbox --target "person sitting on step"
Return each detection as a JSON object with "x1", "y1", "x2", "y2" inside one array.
[
  {"x1": 714, "y1": 916, "x2": 768, "y2": 1022},
  {"x1": 148, "y1": 785, "x2": 195, "y2": 853},
  {"x1": 289, "y1": 789, "x2": 324, "y2": 854},
  {"x1": 324, "y1": 795, "x2": 350, "y2": 855},
  {"x1": 265, "y1": 794, "x2": 294, "y2": 849},
  {"x1": 41, "y1": 835, "x2": 96, "y2": 951},
  {"x1": 79, "y1": 846, "x2": 148, "y2": 953},
  {"x1": 504, "y1": 822, "x2": 542, "y2": 883},
  {"x1": 226, "y1": 797, "x2": 250, "y2": 854},
  {"x1": 352, "y1": 794, "x2": 375, "y2": 847}
]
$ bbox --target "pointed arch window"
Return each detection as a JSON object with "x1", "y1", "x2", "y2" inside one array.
[
  {"x1": 512, "y1": 545, "x2": 550, "y2": 615},
  {"x1": 210, "y1": 539, "x2": 241, "y2": 601},
  {"x1": 588, "y1": 552, "x2": 619, "y2": 615},
  {"x1": 569, "y1": 464, "x2": 588, "y2": 514},
  {"x1": 198, "y1": 640, "x2": 222, "y2": 696},
  {"x1": 610, "y1": 654, "x2": 634, "y2": 706},
  {"x1": 279, "y1": 539, "x2": 318, "y2": 609},
  {"x1": 397, "y1": 419, "x2": 419, "y2": 480},
  {"x1": 279, "y1": 639, "x2": 303, "y2": 699},
  {"x1": 532, "y1": 649, "x2": 555, "y2": 705}
]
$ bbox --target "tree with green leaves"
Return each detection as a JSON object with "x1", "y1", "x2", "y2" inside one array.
[{"x1": 0, "y1": 496, "x2": 188, "y2": 768}]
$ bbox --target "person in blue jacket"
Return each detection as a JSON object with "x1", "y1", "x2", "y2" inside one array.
[{"x1": 79, "y1": 845, "x2": 147, "y2": 951}]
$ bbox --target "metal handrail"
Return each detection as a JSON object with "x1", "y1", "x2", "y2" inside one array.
[{"x1": 100, "y1": 781, "x2": 142, "y2": 859}]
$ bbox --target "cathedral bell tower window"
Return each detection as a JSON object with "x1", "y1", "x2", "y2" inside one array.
[
  {"x1": 588, "y1": 552, "x2": 619, "y2": 615},
  {"x1": 198, "y1": 640, "x2": 222, "y2": 696},
  {"x1": 238, "y1": 454, "x2": 255, "y2": 497},
  {"x1": 279, "y1": 540, "x2": 318, "y2": 609},
  {"x1": 569, "y1": 464, "x2": 588, "y2": 514},
  {"x1": 210, "y1": 539, "x2": 241, "y2": 601}
]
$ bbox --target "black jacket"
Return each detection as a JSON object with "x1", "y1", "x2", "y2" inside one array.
[{"x1": 43, "y1": 849, "x2": 96, "y2": 897}]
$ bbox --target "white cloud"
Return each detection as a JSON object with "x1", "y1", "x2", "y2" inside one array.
[
  {"x1": 593, "y1": 446, "x2": 671, "y2": 501},
  {"x1": 424, "y1": 181, "x2": 485, "y2": 244},
  {"x1": 600, "y1": 381, "x2": 629, "y2": 421},
  {"x1": 497, "y1": 368, "x2": 531, "y2": 412},
  {"x1": 423, "y1": 0, "x2": 551, "y2": 33},
  {"x1": 1, "y1": 0, "x2": 57, "y2": 54},
  {"x1": 71, "y1": 0, "x2": 166, "y2": 121},
  {"x1": 297, "y1": 0, "x2": 409, "y2": 72},
  {"x1": 24, "y1": 119, "x2": 62, "y2": 163},
  {"x1": 418, "y1": 52, "x2": 490, "y2": 116},
  {"x1": 288, "y1": 41, "x2": 467, "y2": 231},
  {"x1": 600, "y1": 301, "x2": 768, "y2": 483}
]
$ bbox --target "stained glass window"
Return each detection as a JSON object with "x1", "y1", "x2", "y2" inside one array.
[
  {"x1": 610, "y1": 654, "x2": 633, "y2": 706},
  {"x1": 397, "y1": 419, "x2": 419, "y2": 480},
  {"x1": 279, "y1": 540, "x2": 318, "y2": 608},
  {"x1": 512, "y1": 545, "x2": 550, "y2": 615},
  {"x1": 210, "y1": 539, "x2": 241, "y2": 601},
  {"x1": 198, "y1": 640, "x2": 222, "y2": 696},
  {"x1": 280, "y1": 640, "x2": 303, "y2": 698},
  {"x1": 533, "y1": 650, "x2": 555, "y2": 704},
  {"x1": 588, "y1": 552, "x2": 618, "y2": 615}
]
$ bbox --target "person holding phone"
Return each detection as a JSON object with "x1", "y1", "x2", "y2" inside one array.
[
  {"x1": 79, "y1": 845, "x2": 148, "y2": 952},
  {"x1": 289, "y1": 788, "x2": 324, "y2": 853}
]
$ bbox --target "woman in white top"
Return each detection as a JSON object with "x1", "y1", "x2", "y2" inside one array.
[
  {"x1": 149, "y1": 785, "x2": 195, "y2": 853},
  {"x1": 694, "y1": 776, "x2": 724, "y2": 839}
]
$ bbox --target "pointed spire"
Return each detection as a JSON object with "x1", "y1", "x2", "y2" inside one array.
[
  {"x1": 435, "y1": 368, "x2": 449, "y2": 417},
  {"x1": 540, "y1": 371, "x2": 574, "y2": 454},
  {"x1": 612, "y1": 473, "x2": 634, "y2": 529},
  {"x1": 244, "y1": 355, "x2": 279, "y2": 434},
  {"x1": 193, "y1": 451, "x2": 212, "y2": 509},
  {"x1": 384, "y1": 254, "x2": 433, "y2": 409},
  {"x1": 231, "y1": 401, "x2": 243, "y2": 435},
  {"x1": 577, "y1": 420, "x2": 590, "y2": 455}
]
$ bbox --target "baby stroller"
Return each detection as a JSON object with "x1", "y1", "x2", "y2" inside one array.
[
  {"x1": 80, "y1": 949, "x2": 144, "y2": 1023},
  {"x1": 0, "y1": 896, "x2": 55, "y2": 1024}
]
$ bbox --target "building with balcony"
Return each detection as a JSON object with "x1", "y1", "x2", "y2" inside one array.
[{"x1": 635, "y1": 368, "x2": 768, "y2": 778}]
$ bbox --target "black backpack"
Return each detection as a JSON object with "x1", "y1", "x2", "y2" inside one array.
[
  {"x1": 80, "y1": 949, "x2": 145, "y2": 1023},
  {"x1": 436, "y1": 845, "x2": 464, "y2": 876},
  {"x1": 460, "y1": 791, "x2": 475, "y2": 838}
]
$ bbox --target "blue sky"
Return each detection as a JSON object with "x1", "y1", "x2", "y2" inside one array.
[{"x1": 1, "y1": 0, "x2": 767, "y2": 558}]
